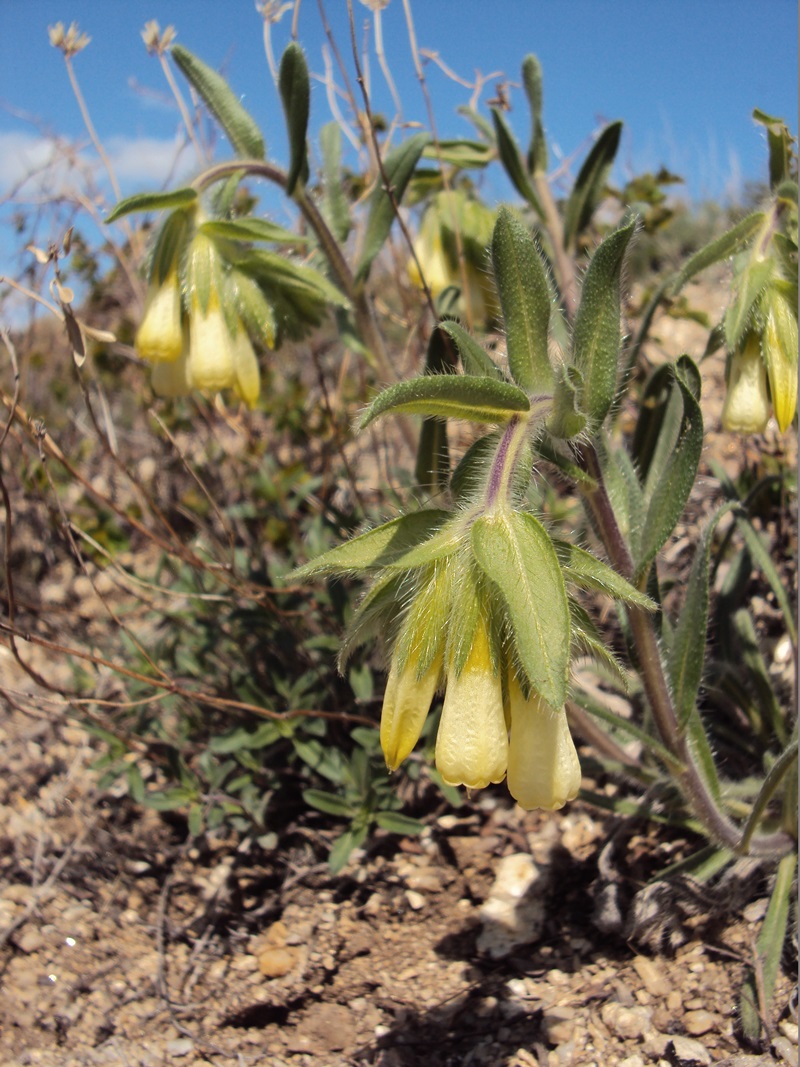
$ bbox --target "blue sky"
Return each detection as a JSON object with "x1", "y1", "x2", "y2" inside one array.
[{"x1": 0, "y1": 0, "x2": 797, "y2": 304}]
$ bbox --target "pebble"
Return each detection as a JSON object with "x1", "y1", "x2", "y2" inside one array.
[
  {"x1": 619, "y1": 1056, "x2": 646, "y2": 1067},
  {"x1": 600, "y1": 1002, "x2": 653, "y2": 1040},
  {"x1": 165, "y1": 1038, "x2": 194, "y2": 1057},
  {"x1": 15, "y1": 928, "x2": 44, "y2": 954},
  {"x1": 683, "y1": 1009, "x2": 719, "y2": 1036},
  {"x1": 404, "y1": 890, "x2": 425, "y2": 910},
  {"x1": 541, "y1": 1005, "x2": 576, "y2": 1045},
  {"x1": 476, "y1": 853, "x2": 548, "y2": 959},
  {"x1": 668, "y1": 1035, "x2": 712, "y2": 1065},
  {"x1": 257, "y1": 945, "x2": 300, "y2": 978},
  {"x1": 773, "y1": 1036, "x2": 796, "y2": 1064},
  {"x1": 778, "y1": 1020, "x2": 798, "y2": 1045}
]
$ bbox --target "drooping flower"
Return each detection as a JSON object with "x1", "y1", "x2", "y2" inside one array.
[
  {"x1": 135, "y1": 269, "x2": 184, "y2": 364},
  {"x1": 435, "y1": 619, "x2": 509, "y2": 789},
  {"x1": 506, "y1": 674, "x2": 581, "y2": 810},
  {"x1": 721, "y1": 333, "x2": 771, "y2": 434},
  {"x1": 763, "y1": 287, "x2": 798, "y2": 433},
  {"x1": 380, "y1": 649, "x2": 441, "y2": 771}
]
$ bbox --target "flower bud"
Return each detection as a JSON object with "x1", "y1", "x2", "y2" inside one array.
[
  {"x1": 721, "y1": 334, "x2": 771, "y2": 434},
  {"x1": 135, "y1": 270, "x2": 183, "y2": 363},
  {"x1": 506, "y1": 675, "x2": 581, "y2": 810}
]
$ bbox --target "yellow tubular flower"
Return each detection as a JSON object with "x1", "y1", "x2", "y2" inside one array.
[
  {"x1": 764, "y1": 301, "x2": 798, "y2": 433},
  {"x1": 380, "y1": 650, "x2": 441, "y2": 771},
  {"x1": 135, "y1": 269, "x2": 183, "y2": 363},
  {"x1": 721, "y1": 334, "x2": 771, "y2": 434},
  {"x1": 151, "y1": 324, "x2": 190, "y2": 398},
  {"x1": 186, "y1": 292, "x2": 236, "y2": 393},
  {"x1": 435, "y1": 622, "x2": 508, "y2": 789},
  {"x1": 506, "y1": 674, "x2": 581, "y2": 811},
  {"x1": 232, "y1": 324, "x2": 261, "y2": 409}
]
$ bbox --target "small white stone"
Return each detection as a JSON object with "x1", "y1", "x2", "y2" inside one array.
[
  {"x1": 667, "y1": 1036, "x2": 712, "y2": 1065},
  {"x1": 405, "y1": 890, "x2": 425, "y2": 910}
]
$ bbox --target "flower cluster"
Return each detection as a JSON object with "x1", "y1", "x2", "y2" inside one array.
[
  {"x1": 378, "y1": 547, "x2": 581, "y2": 810},
  {"x1": 134, "y1": 216, "x2": 270, "y2": 408}
]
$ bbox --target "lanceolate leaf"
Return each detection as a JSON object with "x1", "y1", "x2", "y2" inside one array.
[
  {"x1": 291, "y1": 510, "x2": 451, "y2": 578},
  {"x1": 279, "y1": 42, "x2": 310, "y2": 195},
  {"x1": 637, "y1": 357, "x2": 703, "y2": 578},
  {"x1": 106, "y1": 187, "x2": 198, "y2": 224},
  {"x1": 724, "y1": 256, "x2": 775, "y2": 350},
  {"x1": 319, "y1": 122, "x2": 351, "y2": 242},
  {"x1": 571, "y1": 220, "x2": 636, "y2": 426},
  {"x1": 437, "y1": 321, "x2": 503, "y2": 379},
  {"x1": 669, "y1": 503, "x2": 736, "y2": 730},
  {"x1": 490, "y1": 108, "x2": 544, "y2": 216},
  {"x1": 471, "y1": 510, "x2": 570, "y2": 707},
  {"x1": 235, "y1": 249, "x2": 349, "y2": 307},
  {"x1": 359, "y1": 375, "x2": 530, "y2": 430},
  {"x1": 200, "y1": 218, "x2": 306, "y2": 245},
  {"x1": 170, "y1": 44, "x2": 265, "y2": 159},
  {"x1": 356, "y1": 132, "x2": 430, "y2": 282},
  {"x1": 491, "y1": 208, "x2": 553, "y2": 393},
  {"x1": 671, "y1": 212, "x2": 765, "y2": 294},
  {"x1": 553, "y1": 541, "x2": 656, "y2": 609},
  {"x1": 415, "y1": 328, "x2": 456, "y2": 493},
  {"x1": 563, "y1": 120, "x2": 622, "y2": 250}
]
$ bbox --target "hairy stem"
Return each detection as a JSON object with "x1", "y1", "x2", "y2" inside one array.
[{"x1": 576, "y1": 441, "x2": 795, "y2": 858}]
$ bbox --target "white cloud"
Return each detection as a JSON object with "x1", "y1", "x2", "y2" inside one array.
[{"x1": 0, "y1": 129, "x2": 198, "y2": 201}]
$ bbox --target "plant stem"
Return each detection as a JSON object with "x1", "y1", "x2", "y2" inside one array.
[{"x1": 575, "y1": 441, "x2": 795, "y2": 859}]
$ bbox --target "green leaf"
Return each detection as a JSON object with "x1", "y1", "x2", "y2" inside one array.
[
  {"x1": 491, "y1": 207, "x2": 553, "y2": 393},
  {"x1": 415, "y1": 326, "x2": 456, "y2": 493},
  {"x1": 356, "y1": 132, "x2": 430, "y2": 282},
  {"x1": 571, "y1": 220, "x2": 636, "y2": 425},
  {"x1": 327, "y1": 826, "x2": 368, "y2": 873},
  {"x1": 359, "y1": 375, "x2": 530, "y2": 430},
  {"x1": 200, "y1": 218, "x2": 307, "y2": 245},
  {"x1": 105, "y1": 187, "x2": 198, "y2": 224},
  {"x1": 319, "y1": 122, "x2": 351, "y2": 242},
  {"x1": 303, "y1": 788, "x2": 355, "y2": 817},
  {"x1": 671, "y1": 212, "x2": 765, "y2": 294},
  {"x1": 669, "y1": 503, "x2": 736, "y2": 734},
  {"x1": 149, "y1": 208, "x2": 193, "y2": 284},
  {"x1": 753, "y1": 108, "x2": 794, "y2": 189},
  {"x1": 422, "y1": 139, "x2": 493, "y2": 169},
  {"x1": 490, "y1": 108, "x2": 544, "y2": 216},
  {"x1": 734, "y1": 512, "x2": 797, "y2": 644},
  {"x1": 279, "y1": 42, "x2": 310, "y2": 195},
  {"x1": 471, "y1": 510, "x2": 570, "y2": 707},
  {"x1": 437, "y1": 321, "x2": 503, "y2": 379},
  {"x1": 522, "y1": 54, "x2": 547, "y2": 174},
  {"x1": 290, "y1": 509, "x2": 452, "y2": 578},
  {"x1": 637, "y1": 357, "x2": 703, "y2": 577},
  {"x1": 554, "y1": 541, "x2": 656, "y2": 608},
  {"x1": 546, "y1": 365, "x2": 587, "y2": 439},
  {"x1": 170, "y1": 44, "x2": 265, "y2": 159},
  {"x1": 563, "y1": 121, "x2": 622, "y2": 250},
  {"x1": 374, "y1": 811, "x2": 425, "y2": 835},
  {"x1": 724, "y1": 256, "x2": 775, "y2": 350},
  {"x1": 739, "y1": 851, "x2": 797, "y2": 1041},
  {"x1": 235, "y1": 248, "x2": 349, "y2": 307}
]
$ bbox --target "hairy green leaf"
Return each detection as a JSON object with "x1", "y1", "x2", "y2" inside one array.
[
  {"x1": 106, "y1": 187, "x2": 198, "y2": 224},
  {"x1": 490, "y1": 108, "x2": 543, "y2": 216},
  {"x1": 319, "y1": 122, "x2": 351, "y2": 242},
  {"x1": 491, "y1": 207, "x2": 553, "y2": 393},
  {"x1": 356, "y1": 132, "x2": 429, "y2": 282},
  {"x1": 671, "y1": 212, "x2": 764, "y2": 294},
  {"x1": 637, "y1": 357, "x2": 703, "y2": 577},
  {"x1": 290, "y1": 510, "x2": 451, "y2": 579},
  {"x1": 437, "y1": 321, "x2": 503, "y2": 379},
  {"x1": 200, "y1": 218, "x2": 306, "y2": 245},
  {"x1": 472, "y1": 510, "x2": 570, "y2": 707},
  {"x1": 571, "y1": 220, "x2": 636, "y2": 425},
  {"x1": 171, "y1": 44, "x2": 265, "y2": 159},
  {"x1": 554, "y1": 541, "x2": 656, "y2": 608},
  {"x1": 279, "y1": 42, "x2": 310, "y2": 194},
  {"x1": 359, "y1": 375, "x2": 530, "y2": 430},
  {"x1": 563, "y1": 120, "x2": 622, "y2": 249}
]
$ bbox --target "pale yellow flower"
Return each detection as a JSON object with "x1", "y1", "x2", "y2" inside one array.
[
  {"x1": 721, "y1": 335, "x2": 771, "y2": 434},
  {"x1": 186, "y1": 292, "x2": 236, "y2": 393},
  {"x1": 380, "y1": 651, "x2": 441, "y2": 771},
  {"x1": 435, "y1": 622, "x2": 508, "y2": 789},
  {"x1": 231, "y1": 324, "x2": 261, "y2": 409},
  {"x1": 506, "y1": 674, "x2": 581, "y2": 811},
  {"x1": 764, "y1": 298, "x2": 798, "y2": 433},
  {"x1": 150, "y1": 325, "x2": 190, "y2": 398},
  {"x1": 135, "y1": 270, "x2": 183, "y2": 363}
]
